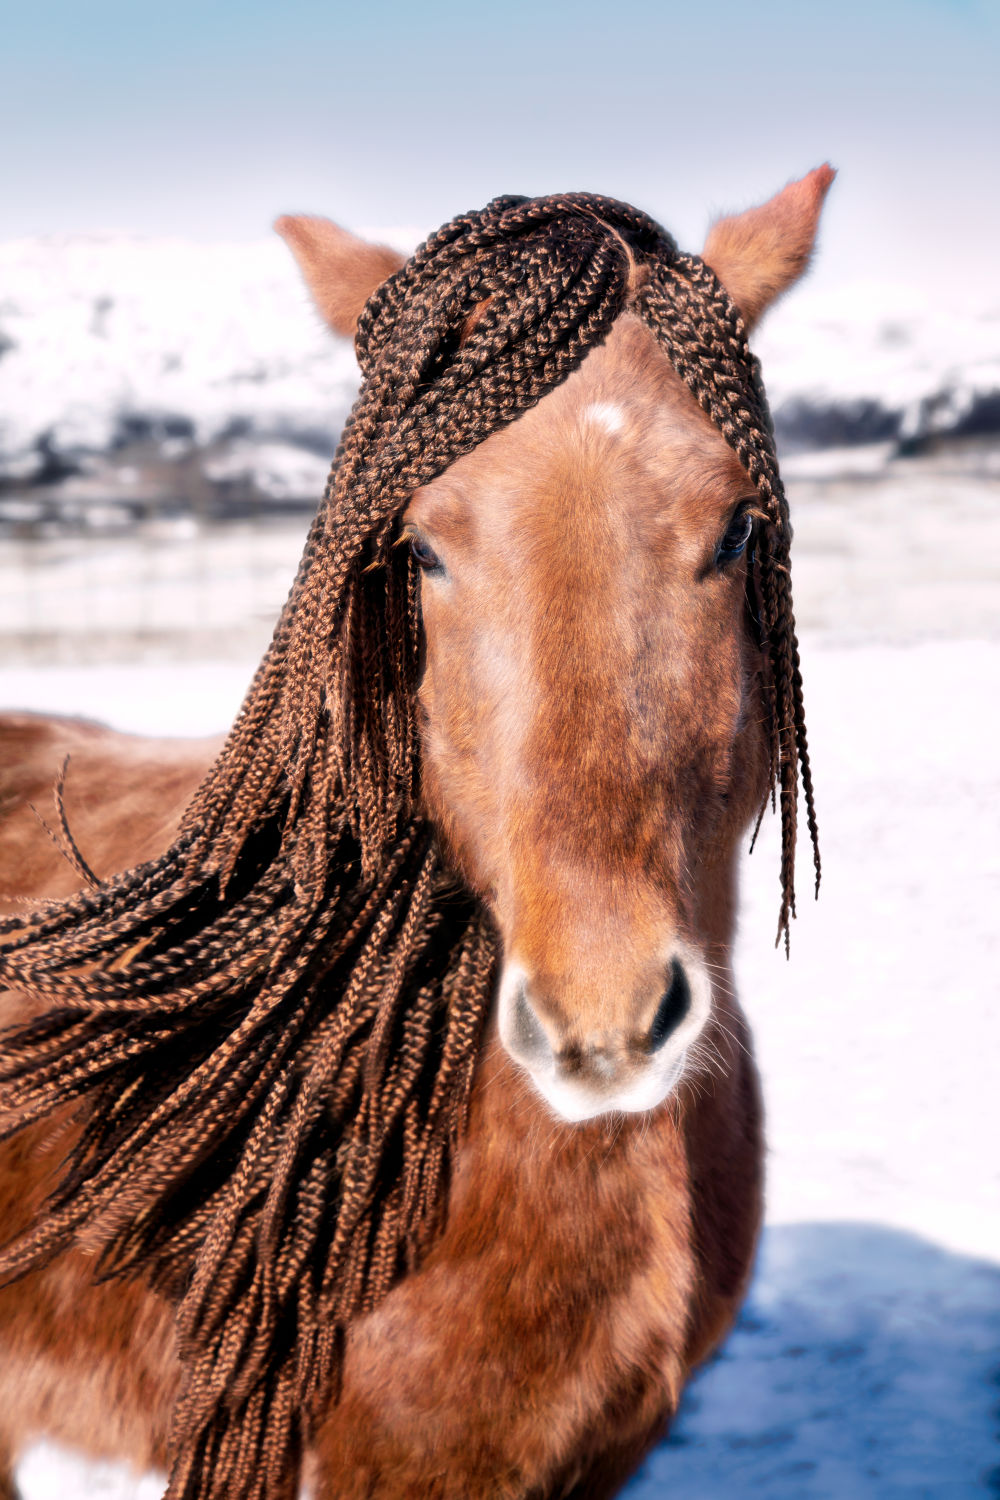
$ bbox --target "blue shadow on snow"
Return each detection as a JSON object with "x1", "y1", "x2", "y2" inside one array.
[{"x1": 623, "y1": 1221, "x2": 1000, "y2": 1499}]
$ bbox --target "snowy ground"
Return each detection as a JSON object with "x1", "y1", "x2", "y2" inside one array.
[{"x1": 3, "y1": 479, "x2": 999, "y2": 1494}]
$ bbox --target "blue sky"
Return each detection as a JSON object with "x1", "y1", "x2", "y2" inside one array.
[{"x1": 2, "y1": 0, "x2": 997, "y2": 286}]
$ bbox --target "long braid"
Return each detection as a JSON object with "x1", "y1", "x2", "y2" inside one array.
[
  {"x1": 0, "y1": 192, "x2": 817, "y2": 1499},
  {"x1": 639, "y1": 251, "x2": 821, "y2": 947}
]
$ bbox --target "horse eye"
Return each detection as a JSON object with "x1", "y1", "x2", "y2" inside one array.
[
  {"x1": 716, "y1": 507, "x2": 754, "y2": 565},
  {"x1": 409, "y1": 534, "x2": 441, "y2": 571}
]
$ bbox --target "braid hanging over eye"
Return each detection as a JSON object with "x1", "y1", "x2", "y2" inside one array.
[{"x1": 0, "y1": 191, "x2": 818, "y2": 1500}]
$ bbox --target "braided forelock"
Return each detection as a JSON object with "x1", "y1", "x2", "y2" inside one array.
[{"x1": 0, "y1": 192, "x2": 817, "y2": 1500}]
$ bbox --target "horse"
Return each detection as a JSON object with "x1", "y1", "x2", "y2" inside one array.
[{"x1": 0, "y1": 166, "x2": 833, "y2": 1500}]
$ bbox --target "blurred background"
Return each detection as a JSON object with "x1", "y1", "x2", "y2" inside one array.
[{"x1": 2, "y1": 0, "x2": 998, "y2": 1495}]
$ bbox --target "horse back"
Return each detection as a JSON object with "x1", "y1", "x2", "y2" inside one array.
[
  {"x1": 0, "y1": 711, "x2": 220, "y2": 909},
  {"x1": 0, "y1": 712, "x2": 211, "y2": 1476}
]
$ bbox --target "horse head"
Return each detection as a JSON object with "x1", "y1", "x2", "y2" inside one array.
[{"x1": 277, "y1": 169, "x2": 832, "y2": 1124}]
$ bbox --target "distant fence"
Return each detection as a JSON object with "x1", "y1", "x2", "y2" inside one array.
[
  {"x1": 5, "y1": 448, "x2": 1000, "y2": 669},
  {"x1": 1, "y1": 516, "x2": 311, "y2": 665}
]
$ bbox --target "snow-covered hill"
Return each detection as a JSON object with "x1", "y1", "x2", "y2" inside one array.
[
  {"x1": 754, "y1": 276, "x2": 1000, "y2": 451},
  {"x1": 1, "y1": 234, "x2": 997, "y2": 533},
  {"x1": 0, "y1": 235, "x2": 360, "y2": 477}
]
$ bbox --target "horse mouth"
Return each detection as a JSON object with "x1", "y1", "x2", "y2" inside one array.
[{"x1": 523, "y1": 1055, "x2": 688, "y2": 1124}]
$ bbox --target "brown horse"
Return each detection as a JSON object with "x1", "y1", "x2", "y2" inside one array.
[{"x1": 0, "y1": 166, "x2": 832, "y2": 1500}]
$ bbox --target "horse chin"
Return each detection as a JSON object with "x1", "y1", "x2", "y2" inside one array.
[{"x1": 525, "y1": 1058, "x2": 687, "y2": 1126}]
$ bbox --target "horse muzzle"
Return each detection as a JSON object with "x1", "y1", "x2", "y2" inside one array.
[{"x1": 496, "y1": 946, "x2": 713, "y2": 1122}]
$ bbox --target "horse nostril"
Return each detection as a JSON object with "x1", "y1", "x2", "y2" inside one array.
[
  {"x1": 509, "y1": 980, "x2": 554, "y2": 1067},
  {"x1": 649, "y1": 959, "x2": 691, "y2": 1051}
]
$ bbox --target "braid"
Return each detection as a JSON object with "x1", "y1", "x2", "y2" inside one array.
[
  {"x1": 639, "y1": 251, "x2": 821, "y2": 949},
  {"x1": 0, "y1": 192, "x2": 818, "y2": 1498}
]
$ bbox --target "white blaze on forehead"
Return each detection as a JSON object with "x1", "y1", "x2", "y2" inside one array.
[{"x1": 582, "y1": 401, "x2": 626, "y2": 435}]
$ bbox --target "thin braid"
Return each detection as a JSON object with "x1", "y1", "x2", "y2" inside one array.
[
  {"x1": 0, "y1": 191, "x2": 816, "y2": 1499},
  {"x1": 640, "y1": 254, "x2": 820, "y2": 946}
]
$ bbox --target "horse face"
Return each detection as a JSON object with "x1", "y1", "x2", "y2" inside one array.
[
  {"x1": 277, "y1": 165, "x2": 834, "y2": 1122},
  {"x1": 405, "y1": 317, "x2": 771, "y2": 1122}
]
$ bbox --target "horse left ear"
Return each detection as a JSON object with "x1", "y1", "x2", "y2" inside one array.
[
  {"x1": 701, "y1": 165, "x2": 836, "y2": 329},
  {"x1": 274, "y1": 215, "x2": 407, "y2": 339}
]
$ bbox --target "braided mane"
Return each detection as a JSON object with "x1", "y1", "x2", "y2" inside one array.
[{"x1": 0, "y1": 193, "x2": 818, "y2": 1500}]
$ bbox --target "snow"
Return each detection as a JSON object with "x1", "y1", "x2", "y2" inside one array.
[
  {"x1": 14, "y1": 1450, "x2": 164, "y2": 1500},
  {"x1": 4, "y1": 628, "x2": 999, "y2": 1497},
  {"x1": 633, "y1": 1224, "x2": 1000, "y2": 1498},
  {"x1": 0, "y1": 236, "x2": 348, "y2": 472}
]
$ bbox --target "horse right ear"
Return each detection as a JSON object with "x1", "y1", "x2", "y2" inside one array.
[
  {"x1": 701, "y1": 165, "x2": 836, "y2": 330},
  {"x1": 274, "y1": 215, "x2": 407, "y2": 339}
]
